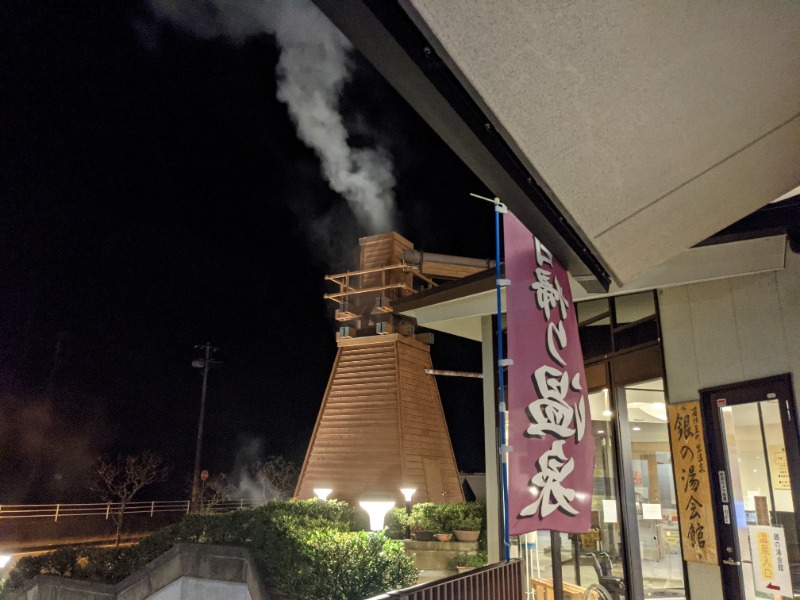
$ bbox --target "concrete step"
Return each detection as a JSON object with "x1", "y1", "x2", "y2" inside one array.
[
  {"x1": 403, "y1": 540, "x2": 479, "y2": 571},
  {"x1": 416, "y1": 570, "x2": 453, "y2": 585}
]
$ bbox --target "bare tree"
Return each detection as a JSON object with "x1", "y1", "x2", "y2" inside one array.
[
  {"x1": 253, "y1": 455, "x2": 298, "y2": 501},
  {"x1": 200, "y1": 473, "x2": 236, "y2": 512},
  {"x1": 92, "y1": 450, "x2": 169, "y2": 546}
]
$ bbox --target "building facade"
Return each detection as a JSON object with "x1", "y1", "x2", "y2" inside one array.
[
  {"x1": 309, "y1": 2, "x2": 799, "y2": 597},
  {"x1": 395, "y1": 235, "x2": 800, "y2": 599}
]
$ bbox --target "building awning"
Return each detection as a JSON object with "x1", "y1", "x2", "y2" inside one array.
[{"x1": 395, "y1": 235, "x2": 788, "y2": 341}]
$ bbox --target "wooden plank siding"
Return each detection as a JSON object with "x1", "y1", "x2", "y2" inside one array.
[
  {"x1": 397, "y1": 338, "x2": 463, "y2": 502},
  {"x1": 295, "y1": 333, "x2": 463, "y2": 505}
]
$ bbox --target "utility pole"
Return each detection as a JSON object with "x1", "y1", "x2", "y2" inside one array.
[{"x1": 190, "y1": 342, "x2": 218, "y2": 512}]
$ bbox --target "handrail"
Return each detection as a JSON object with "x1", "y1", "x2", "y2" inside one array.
[
  {"x1": 364, "y1": 559, "x2": 523, "y2": 600},
  {"x1": 0, "y1": 499, "x2": 261, "y2": 521},
  {"x1": 323, "y1": 262, "x2": 438, "y2": 305}
]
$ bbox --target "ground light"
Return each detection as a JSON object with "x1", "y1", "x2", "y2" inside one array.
[
  {"x1": 0, "y1": 554, "x2": 11, "y2": 568},
  {"x1": 314, "y1": 488, "x2": 333, "y2": 500},
  {"x1": 359, "y1": 500, "x2": 395, "y2": 531}
]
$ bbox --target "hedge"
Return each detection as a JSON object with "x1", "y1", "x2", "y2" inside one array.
[
  {"x1": 407, "y1": 501, "x2": 486, "y2": 536},
  {"x1": 1, "y1": 500, "x2": 416, "y2": 600}
]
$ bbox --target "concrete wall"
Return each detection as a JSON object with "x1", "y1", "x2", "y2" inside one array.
[
  {"x1": 658, "y1": 242, "x2": 800, "y2": 600},
  {"x1": 659, "y1": 243, "x2": 799, "y2": 405},
  {"x1": 14, "y1": 544, "x2": 270, "y2": 600},
  {"x1": 148, "y1": 577, "x2": 250, "y2": 600}
]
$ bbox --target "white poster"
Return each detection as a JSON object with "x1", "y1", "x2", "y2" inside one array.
[
  {"x1": 642, "y1": 503, "x2": 662, "y2": 520},
  {"x1": 602, "y1": 499, "x2": 618, "y2": 523},
  {"x1": 748, "y1": 525, "x2": 792, "y2": 596}
]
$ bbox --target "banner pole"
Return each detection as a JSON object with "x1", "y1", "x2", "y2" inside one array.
[
  {"x1": 494, "y1": 201, "x2": 511, "y2": 561},
  {"x1": 470, "y1": 192, "x2": 512, "y2": 561}
]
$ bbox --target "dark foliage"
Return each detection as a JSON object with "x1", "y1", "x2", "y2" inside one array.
[{"x1": 1, "y1": 500, "x2": 417, "y2": 600}]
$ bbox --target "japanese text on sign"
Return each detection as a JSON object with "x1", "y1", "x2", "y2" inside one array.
[
  {"x1": 667, "y1": 401, "x2": 718, "y2": 564},
  {"x1": 504, "y1": 213, "x2": 593, "y2": 534},
  {"x1": 749, "y1": 526, "x2": 792, "y2": 595}
]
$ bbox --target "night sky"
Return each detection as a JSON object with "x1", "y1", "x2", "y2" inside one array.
[{"x1": 0, "y1": 1, "x2": 495, "y2": 503}]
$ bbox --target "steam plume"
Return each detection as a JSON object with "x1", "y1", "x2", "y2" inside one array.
[{"x1": 146, "y1": 0, "x2": 396, "y2": 233}]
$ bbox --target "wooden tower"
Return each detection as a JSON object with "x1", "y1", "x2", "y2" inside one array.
[{"x1": 295, "y1": 233, "x2": 490, "y2": 505}]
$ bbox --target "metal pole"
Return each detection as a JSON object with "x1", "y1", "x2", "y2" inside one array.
[
  {"x1": 551, "y1": 531, "x2": 564, "y2": 600},
  {"x1": 405, "y1": 500, "x2": 412, "y2": 539},
  {"x1": 472, "y1": 192, "x2": 511, "y2": 561},
  {"x1": 494, "y1": 203, "x2": 511, "y2": 561},
  {"x1": 190, "y1": 342, "x2": 212, "y2": 512}
]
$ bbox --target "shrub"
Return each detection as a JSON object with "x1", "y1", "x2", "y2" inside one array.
[
  {"x1": 384, "y1": 507, "x2": 409, "y2": 539},
  {"x1": 0, "y1": 500, "x2": 417, "y2": 600},
  {"x1": 436, "y1": 502, "x2": 466, "y2": 534},
  {"x1": 447, "y1": 551, "x2": 488, "y2": 569},
  {"x1": 407, "y1": 501, "x2": 486, "y2": 535},
  {"x1": 268, "y1": 529, "x2": 416, "y2": 600},
  {"x1": 408, "y1": 502, "x2": 437, "y2": 533},
  {"x1": 448, "y1": 501, "x2": 485, "y2": 531}
]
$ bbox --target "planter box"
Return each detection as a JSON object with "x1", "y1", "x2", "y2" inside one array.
[{"x1": 454, "y1": 529, "x2": 480, "y2": 542}]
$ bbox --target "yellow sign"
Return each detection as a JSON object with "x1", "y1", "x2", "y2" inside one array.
[
  {"x1": 757, "y1": 531, "x2": 774, "y2": 578},
  {"x1": 667, "y1": 401, "x2": 718, "y2": 564}
]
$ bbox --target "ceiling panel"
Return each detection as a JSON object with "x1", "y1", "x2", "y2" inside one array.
[{"x1": 404, "y1": 0, "x2": 800, "y2": 283}]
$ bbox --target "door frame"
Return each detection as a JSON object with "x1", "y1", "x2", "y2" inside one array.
[{"x1": 701, "y1": 373, "x2": 800, "y2": 599}]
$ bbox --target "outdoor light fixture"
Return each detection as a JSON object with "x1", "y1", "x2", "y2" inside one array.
[
  {"x1": 314, "y1": 488, "x2": 333, "y2": 500},
  {"x1": 0, "y1": 554, "x2": 11, "y2": 568},
  {"x1": 359, "y1": 500, "x2": 395, "y2": 531},
  {"x1": 400, "y1": 488, "x2": 416, "y2": 538}
]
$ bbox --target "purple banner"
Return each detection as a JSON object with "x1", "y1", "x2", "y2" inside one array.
[{"x1": 504, "y1": 213, "x2": 594, "y2": 534}]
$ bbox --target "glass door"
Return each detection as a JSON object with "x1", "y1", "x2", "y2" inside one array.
[
  {"x1": 703, "y1": 375, "x2": 800, "y2": 600},
  {"x1": 560, "y1": 384, "x2": 628, "y2": 599},
  {"x1": 619, "y1": 377, "x2": 685, "y2": 596}
]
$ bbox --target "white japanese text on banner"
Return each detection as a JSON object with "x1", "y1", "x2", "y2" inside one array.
[{"x1": 504, "y1": 212, "x2": 594, "y2": 534}]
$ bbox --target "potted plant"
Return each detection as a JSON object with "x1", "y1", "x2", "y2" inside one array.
[
  {"x1": 433, "y1": 502, "x2": 459, "y2": 541},
  {"x1": 452, "y1": 501, "x2": 485, "y2": 542},
  {"x1": 448, "y1": 551, "x2": 488, "y2": 573},
  {"x1": 408, "y1": 502, "x2": 436, "y2": 541}
]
